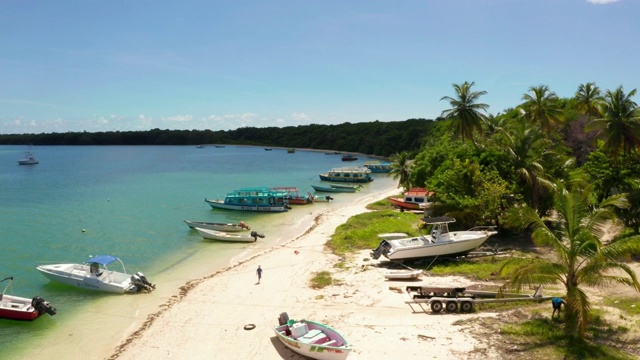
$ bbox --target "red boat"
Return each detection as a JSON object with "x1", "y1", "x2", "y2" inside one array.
[
  {"x1": 388, "y1": 188, "x2": 433, "y2": 211},
  {"x1": 0, "y1": 276, "x2": 56, "y2": 321}
]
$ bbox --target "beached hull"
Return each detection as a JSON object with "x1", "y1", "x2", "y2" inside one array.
[
  {"x1": 205, "y1": 198, "x2": 288, "y2": 212},
  {"x1": 195, "y1": 228, "x2": 261, "y2": 242},
  {"x1": 184, "y1": 220, "x2": 249, "y2": 232},
  {"x1": 274, "y1": 318, "x2": 352, "y2": 360},
  {"x1": 383, "y1": 269, "x2": 422, "y2": 280},
  {"x1": 18, "y1": 159, "x2": 38, "y2": 165},
  {"x1": 372, "y1": 232, "x2": 494, "y2": 261},
  {"x1": 36, "y1": 264, "x2": 134, "y2": 293},
  {"x1": 387, "y1": 197, "x2": 425, "y2": 210}
]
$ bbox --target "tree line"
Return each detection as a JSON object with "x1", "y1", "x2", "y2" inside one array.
[{"x1": 0, "y1": 119, "x2": 434, "y2": 158}]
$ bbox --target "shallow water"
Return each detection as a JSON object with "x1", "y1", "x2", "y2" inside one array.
[{"x1": 0, "y1": 145, "x2": 395, "y2": 359}]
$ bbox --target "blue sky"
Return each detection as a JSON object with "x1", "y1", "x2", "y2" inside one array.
[{"x1": 1, "y1": 0, "x2": 637, "y2": 134}]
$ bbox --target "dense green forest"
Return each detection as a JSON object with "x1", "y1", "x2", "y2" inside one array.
[{"x1": 0, "y1": 118, "x2": 434, "y2": 158}]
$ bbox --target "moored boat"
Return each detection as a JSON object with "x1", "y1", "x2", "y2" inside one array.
[
  {"x1": 363, "y1": 160, "x2": 392, "y2": 173},
  {"x1": 312, "y1": 185, "x2": 356, "y2": 193},
  {"x1": 312, "y1": 195, "x2": 334, "y2": 202},
  {"x1": 319, "y1": 167, "x2": 373, "y2": 183},
  {"x1": 273, "y1": 312, "x2": 352, "y2": 360},
  {"x1": 371, "y1": 216, "x2": 497, "y2": 261},
  {"x1": 35, "y1": 255, "x2": 156, "y2": 294},
  {"x1": 387, "y1": 188, "x2": 433, "y2": 211},
  {"x1": 195, "y1": 228, "x2": 264, "y2": 242},
  {"x1": 183, "y1": 220, "x2": 250, "y2": 232},
  {"x1": 17, "y1": 148, "x2": 38, "y2": 165},
  {"x1": 272, "y1": 187, "x2": 314, "y2": 205},
  {"x1": 205, "y1": 187, "x2": 291, "y2": 212},
  {"x1": 341, "y1": 154, "x2": 358, "y2": 161},
  {"x1": 0, "y1": 276, "x2": 56, "y2": 321}
]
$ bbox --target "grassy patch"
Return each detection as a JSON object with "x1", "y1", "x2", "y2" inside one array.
[
  {"x1": 426, "y1": 256, "x2": 510, "y2": 281},
  {"x1": 310, "y1": 271, "x2": 334, "y2": 289},
  {"x1": 327, "y1": 210, "x2": 422, "y2": 255},
  {"x1": 603, "y1": 297, "x2": 640, "y2": 316}
]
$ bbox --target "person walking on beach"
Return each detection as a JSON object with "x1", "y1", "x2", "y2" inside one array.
[
  {"x1": 552, "y1": 297, "x2": 566, "y2": 318},
  {"x1": 256, "y1": 265, "x2": 263, "y2": 284}
]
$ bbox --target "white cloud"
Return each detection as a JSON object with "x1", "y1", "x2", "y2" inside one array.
[
  {"x1": 164, "y1": 115, "x2": 193, "y2": 122},
  {"x1": 586, "y1": 0, "x2": 619, "y2": 4}
]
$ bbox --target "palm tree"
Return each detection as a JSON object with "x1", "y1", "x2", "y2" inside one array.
[
  {"x1": 440, "y1": 81, "x2": 489, "y2": 147},
  {"x1": 575, "y1": 82, "x2": 603, "y2": 120},
  {"x1": 501, "y1": 122, "x2": 555, "y2": 211},
  {"x1": 588, "y1": 86, "x2": 640, "y2": 157},
  {"x1": 501, "y1": 183, "x2": 640, "y2": 341},
  {"x1": 520, "y1": 85, "x2": 563, "y2": 134},
  {"x1": 389, "y1": 151, "x2": 412, "y2": 190}
]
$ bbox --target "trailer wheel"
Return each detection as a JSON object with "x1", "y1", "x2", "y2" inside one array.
[
  {"x1": 460, "y1": 301, "x2": 473, "y2": 313},
  {"x1": 278, "y1": 312, "x2": 290, "y2": 326},
  {"x1": 445, "y1": 301, "x2": 458, "y2": 313},
  {"x1": 430, "y1": 300, "x2": 443, "y2": 313}
]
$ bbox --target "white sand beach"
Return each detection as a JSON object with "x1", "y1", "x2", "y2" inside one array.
[
  {"x1": 93, "y1": 187, "x2": 502, "y2": 360},
  {"x1": 12, "y1": 185, "x2": 510, "y2": 360}
]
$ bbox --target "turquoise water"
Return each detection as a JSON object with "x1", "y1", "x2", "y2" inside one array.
[{"x1": 0, "y1": 145, "x2": 395, "y2": 356}]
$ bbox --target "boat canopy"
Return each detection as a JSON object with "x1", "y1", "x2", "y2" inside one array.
[
  {"x1": 420, "y1": 216, "x2": 456, "y2": 225},
  {"x1": 86, "y1": 255, "x2": 119, "y2": 265}
]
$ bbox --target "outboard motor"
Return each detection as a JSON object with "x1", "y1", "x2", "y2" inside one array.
[
  {"x1": 130, "y1": 272, "x2": 155, "y2": 293},
  {"x1": 370, "y1": 240, "x2": 390, "y2": 260},
  {"x1": 325, "y1": 196, "x2": 334, "y2": 201},
  {"x1": 31, "y1": 296, "x2": 57, "y2": 316},
  {"x1": 250, "y1": 231, "x2": 265, "y2": 241}
]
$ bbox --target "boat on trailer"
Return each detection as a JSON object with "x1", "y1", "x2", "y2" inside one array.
[
  {"x1": 0, "y1": 276, "x2": 56, "y2": 321},
  {"x1": 273, "y1": 312, "x2": 352, "y2": 360},
  {"x1": 371, "y1": 216, "x2": 497, "y2": 261}
]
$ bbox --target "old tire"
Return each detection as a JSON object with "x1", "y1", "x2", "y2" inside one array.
[
  {"x1": 430, "y1": 300, "x2": 443, "y2": 313},
  {"x1": 278, "y1": 312, "x2": 290, "y2": 326},
  {"x1": 460, "y1": 301, "x2": 474, "y2": 313},
  {"x1": 445, "y1": 301, "x2": 458, "y2": 313}
]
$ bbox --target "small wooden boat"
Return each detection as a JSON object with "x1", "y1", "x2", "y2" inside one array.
[
  {"x1": 313, "y1": 195, "x2": 334, "y2": 202},
  {"x1": 383, "y1": 269, "x2": 423, "y2": 280},
  {"x1": 36, "y1": 255, "x2": 156, "y2": 294},
  {"x1": 273, "y1": 312, "x2": 352, "y2": 360},
  {"x1": 1, "y1": 277, "x2": 56, "y2": 321},
  {"x1": 312, "y1": 185, "x2": 356, "y2": 193},
  {"x1": 183, "y1": 220, "x2": 250, "y2": 232},
  {"x1": 196, "y1": 227, "x2": 264, "y2": 242},
  {"x1": 341, "y1": 154, "x2": 358, "y2": 161},
  {"x1": 329, "y1": 183, "x2": 362, "y2": 190}
]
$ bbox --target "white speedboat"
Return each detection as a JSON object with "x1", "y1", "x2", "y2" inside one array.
[
  {"x1": 371, "y1": 216, "x2": 497, "y2": 261},
  {"x1": 35, "y1": 255, "x2": 155, "y2": 294},
  {"x1": 184, "y1": 220, "x2": 250, "y2": 232},
  {"x1": 195, "y1": 227, "x2": 264, "y2": 242}
]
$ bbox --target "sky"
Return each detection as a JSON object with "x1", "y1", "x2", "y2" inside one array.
[{"x1": 1, "y1": 0, "x2": 638, "y2": 134}]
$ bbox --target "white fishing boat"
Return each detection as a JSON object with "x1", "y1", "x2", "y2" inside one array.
[
  {"x1": 371, "y1": 216, "x2": 497, "y2": 261},
  {"x1": 17, "y1": 148, "x2": 39, "y2": 165},
  {"x1": 273, "y1": 312, "x2": 352, "y2": 360},
  {"x1": 195, "y1": 227, "x2": 264, "y2": 242},
  {"x1": 35, "y1": 255, "x2": 156, "y2": 294},
  {"x1": 183, "y1": 220, "x2": 250, "y2": 232}
]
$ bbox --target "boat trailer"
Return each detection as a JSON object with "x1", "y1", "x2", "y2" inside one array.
[{"x1": 404, "y1": 285, "x2": 552, "y2": 314}]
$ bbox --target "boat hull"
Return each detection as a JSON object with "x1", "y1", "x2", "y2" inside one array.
[
  {"x1": 372, "y1": 231, "x2": 496, "y2": 261},
  {"x1": 312, "y1": 185, "x2": 355, "y2": 193},
  {"x1": 387, "y1": 197, "x2": 425, "y2": 210},
  {"x1": 195, "y1": 228, "x2": 261, "y2": 242},
  {"x1": 384, "y1": 269, "x2": 422, "y2": 280},
  {"x1": 319, "y1": 174, "x2": 371, "y2": 183},
  {"x1": 0, "y1": 295, "x2": 41, "y2": 320},
  {"x1": 184, "y1": 220, "x2": 249, "y2": 232},
  {"x1": 274, "y1": 319, "x2": 351, "y2": 360}
]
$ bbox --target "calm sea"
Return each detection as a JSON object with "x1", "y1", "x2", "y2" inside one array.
[{"x1": 0, "y1": 145, "x2": 395, "y2": 358}]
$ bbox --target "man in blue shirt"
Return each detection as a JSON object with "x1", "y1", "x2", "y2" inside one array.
[{"x1": 552, "y1": 297, "x2": 566, "y2": 318}]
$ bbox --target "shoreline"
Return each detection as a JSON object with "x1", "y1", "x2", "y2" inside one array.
[{"x1": 103, "y1": 186, "x2": 503, "y2": 360}]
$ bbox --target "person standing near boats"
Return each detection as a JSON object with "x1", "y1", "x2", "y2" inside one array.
[{"x1": 256, "y1": 265, "x2": 263, "y2": 284}]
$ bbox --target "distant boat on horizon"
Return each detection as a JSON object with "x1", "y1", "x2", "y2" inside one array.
[{"x1": 17, "y1": 147, "x2": 39, "y2": 165}]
